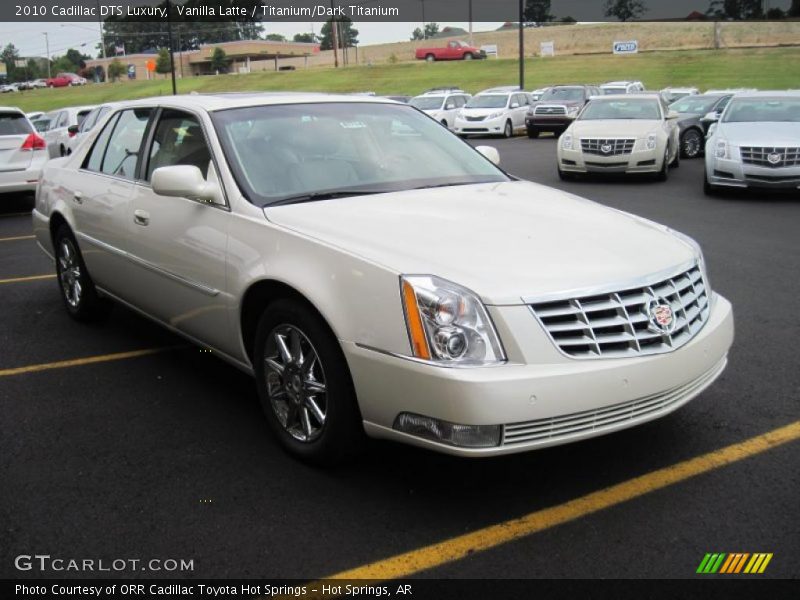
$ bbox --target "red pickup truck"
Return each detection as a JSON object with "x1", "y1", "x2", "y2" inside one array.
[
  {"x1": 46, "y1": 73, "x2": 82, "y2": 88},
  {"x1": 415, "y1": 40, "x2": 486, "y2": 62}
]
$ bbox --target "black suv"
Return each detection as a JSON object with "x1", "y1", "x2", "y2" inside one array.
[{"x1": 526, "y1": 84, "x2": 601, "y2": 138}]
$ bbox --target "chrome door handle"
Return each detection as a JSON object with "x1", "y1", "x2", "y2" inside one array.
[
  {"x1": 73, "y1": 191, "x2": 83, "y2": 204},
  {"x1": 133, "y1": 210, "x2": 150, "y2": 226}
]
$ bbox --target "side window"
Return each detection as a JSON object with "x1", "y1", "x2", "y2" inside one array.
[
  {"x1": 717, "y1": 96, "x2": 731, "y2": 111},
  {"x1": 145, "y1": 109, "x2": 212, "y2": 182},
  {"x1": 56, "y1": 112, "x2": 68, "y2": 128},
  {"x1": 84, "y1": 112, "x2": 120, "y2": 172},
  {"x1": 85, "y1": 108, "x2": 152, "y2": 179},
  {"x1": 79, "y1": 108, "x2": 99, "y2": 133}
]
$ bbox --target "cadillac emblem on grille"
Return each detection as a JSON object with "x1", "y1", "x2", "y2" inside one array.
[
  {"x1": 601, "y1": 143, "x2": 613, "y2": 154},
  {"x1": 647, "y1": 297, "x2": 676, "y2": 334},
  {"x1": 767, "y1": 152, "x2": 783, "y2": 165}
]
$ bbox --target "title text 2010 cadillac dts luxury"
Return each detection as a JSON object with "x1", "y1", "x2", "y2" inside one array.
[{"x1": 32, "y1": 94, "x2": 734, "y2": 463}]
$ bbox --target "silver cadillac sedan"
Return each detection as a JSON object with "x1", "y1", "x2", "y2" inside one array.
[{"x1": 33, "y1": 94, "x2": 734, "y2": 463}]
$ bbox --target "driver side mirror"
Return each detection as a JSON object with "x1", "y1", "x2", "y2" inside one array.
[
  {"x1": 510, "y1": 102, "x2": 520, "y2": 109},
  {"x1": 476, "y1": 145, "x2": 500, "y2": 166},
  {"x1": 703, "y1": 110, "x2": 720, "y2": 123},
  {"x1": 445, "y1": 102, "x2": 455, "y2": 110},
  {"x1": 67, "y1": 124, "x2": 80, "y2": 135},
  {"x1": 152, "y1": 165, "x2": 221, "y2": 204}
]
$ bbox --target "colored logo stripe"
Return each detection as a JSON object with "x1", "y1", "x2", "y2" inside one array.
[{"x1": 697, "y1": 553, "x2": 772, "y2": 574}]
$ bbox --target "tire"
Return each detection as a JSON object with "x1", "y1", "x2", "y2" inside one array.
[
  {"x1": 440, "y1": 119, "x2": 448, "y2": 128},
  {"x1": 54, "y1": 225, "x2": 108, "y2": 322},
  {"x1": 503, "y1": 120, "x2": 513, "y2": 138},
  {"x1": 655, "y1": 150, "x2": 669, "y2": 182},
  {"x1": 669, "y1": 146, "x2": 680, "y2": 168},
  {"x1": 703, "y1": 170, "x2": 719, "y2": 196},
  {"x1": 463, "y1": 53, "x2": 474, "y2": 60},
  {"x1": 425, "y1": 54, "x2": 435, "y2": 63},
  {"x1": 527, "y1": 127, "x2": 539, "y2": 139},
  {"x1": 557, "y1": 167, "x2": 573, "y2": 181},
  {"x1": 253, "y1": 298, "x2": 364, "y2": 465},
  {"x1": 59, "y1": 145, "x2": 66, "y2": 157},
  {"x1": 680, "y1": 129, "x2": 703, "y2": 159}
]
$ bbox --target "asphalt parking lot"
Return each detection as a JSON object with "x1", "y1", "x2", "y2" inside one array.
[{"x1": 1, "y1": 137, "x2": 798, "y2": 581}]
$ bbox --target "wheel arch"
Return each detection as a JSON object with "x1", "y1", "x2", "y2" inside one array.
[{"x1": 48, "y1": 211, "x2": 70, "y2": 246}]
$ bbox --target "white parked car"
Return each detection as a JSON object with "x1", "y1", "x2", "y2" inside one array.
[
  {"x1": 661, "y1": 87, "x2": 699, "y2": 104},
  {"x1": 32, "y1": 94, "x2": 733, "y2": 463},
  {"x1": 0, "y1": 106, "x2": 49, "y2": 195},
  {"x1": 528, "y1": 87, "x2": 551, "y2": 102},
  {"x1": 704, "y1": 91, "x2": 800, "y2": 194},
  {"x1": 30, "y1": 79, "x2": 48, "y2": 89},
  {"x1": 557, "y1": 94, "x2": 681, "y2": 180},
  {"x1": 65, "y1": 102, "x2": 119, "y2": 155},
  {"x1": 601, "y1": 81, "x2": 646, "y2": 95},
  {"x1": 0, "y1": 83, "x2": 19, "y2": 93},
  {"x1": 453, "y1": 91, "x2": 531, "y2": 137},
  {"x1": 409, "y1": 90, "x2": 471, "y2": 129},
  {"x1": 41, "y1": 105, "x2": 96, "y2": 158}
]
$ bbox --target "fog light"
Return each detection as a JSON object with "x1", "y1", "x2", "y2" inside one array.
[{"x1": 394, "y1": 413, "x2": 502, "y2": 448}]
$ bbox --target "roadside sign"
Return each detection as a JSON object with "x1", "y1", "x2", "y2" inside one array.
[
  {"x1": 481, "y1": 44, "x2": 499, "y2": 58},
  {"x1": 146, "y1": 60, "x2": 156, "y2": 72},
  {"x1": 540, "y1": 41, "x2": 555, "y2": 57},
  {"x1": 613, "y1": 40, "x2": 638, "y2": 54}
]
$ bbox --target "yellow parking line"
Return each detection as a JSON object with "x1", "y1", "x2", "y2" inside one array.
[
  {"x1": 319, "y1": 421, "x2": 800, "y2": 582},
  {"x1": 0, "y1": 274, "x2": 55, "y2": 284},
  {"x1": 0, "y1": 235, "x2": 35, "y2": 242},
  {"x1": 0, "y1": 347, "x2": 180, "y2": 378},
  {"x1": 0, "y1": 211, "x2": 31, "y2": 219}
]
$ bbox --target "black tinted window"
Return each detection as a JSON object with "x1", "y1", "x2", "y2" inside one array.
[{"x1": 0, "y1": 112, "x2": 33, "y2": 135}]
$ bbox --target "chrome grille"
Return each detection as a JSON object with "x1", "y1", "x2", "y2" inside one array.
[
  {"x1": 534, "y1": 105, "x2": 567, "y2": 115},
  {"x1": 530, "y1": 264, "x2": 709, "y2": 359},
  {"x1": 740, "y1": 146, "x2": 800, "y2": 168},
  {"x1": 464, "y1": 115, "x2": 486, "y2": 122},
  {"x1": 502, "y1": 358, "x2": 726, "y2": 446},
  {"x1": 581, "y1": 138, "x2": 636, "y2": 156}
]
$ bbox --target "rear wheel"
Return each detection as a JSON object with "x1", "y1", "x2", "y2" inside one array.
[
  {"x1": 527, "y1": 127, "x2": 539, "y2": 139},
  {"x1": 425, "y1": 54, "x2": 435, "y2": 63},
  {"x1": 253, "y1": 299, "x2": 364, "y2": 465},
  {"x1": 503, "y1": 120, "x2": 513, "y2": 138},
  {"x1": 54, "y1": 225, "x2": 108, "y2": 322},
  {"x1": 681, "y1": 129, "x2": 703, "y2": 159}
]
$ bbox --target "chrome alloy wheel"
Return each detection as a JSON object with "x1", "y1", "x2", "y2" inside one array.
[
  {"x1": 57, "y1": 238, "x2": 82, "y2": 308},
  {"x1": 263, "y1": 324, "x2": 328, "y2": 442},
  {"x1": 682, "y1": 129, "x2": 702, "y2": 158}
]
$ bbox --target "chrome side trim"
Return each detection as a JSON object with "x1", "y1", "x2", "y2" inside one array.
[
  {"x1": 95, "y1": 285, "x2": 254, "y2": 376},
  {"x1": 77, "y1": 231, "x2": 221, "y2": 297}
]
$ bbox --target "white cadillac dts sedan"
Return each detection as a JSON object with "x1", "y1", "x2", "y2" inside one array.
[{"x1": 33, "y1": 94, "x2": 734, "y2": 464}]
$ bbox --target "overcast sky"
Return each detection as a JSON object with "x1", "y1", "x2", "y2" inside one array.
[{"x1": 0, "y1": 22, "x2": 508, "y2": 59}]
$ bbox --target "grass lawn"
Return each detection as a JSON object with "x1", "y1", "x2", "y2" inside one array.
[{"x1": 7, "y1": 46, "x2": 799, "y2": 114}]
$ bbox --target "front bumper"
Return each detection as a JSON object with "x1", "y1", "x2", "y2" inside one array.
[
  {"x1": 707, "y1": 156, "x2": 800, "y2": 189},
  {"x1": 346, "y1": 294, "x2": 733, "y2": 456},
  {"x1": 454, "y1": 116, "x2": 507, "y2": 135},
  {"x1": 526, "y1": 115, "x2": 576, "y2": 131},
  {"x1": 559, "y1": 145, "x2": 662, "y2": 174}
]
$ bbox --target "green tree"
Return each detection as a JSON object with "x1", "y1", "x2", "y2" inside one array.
[
  {"x1": 293, "y1": 33, "x2": 318, "y2": 43},
  {"x1": 320, "y1": 18, "x2": 359, "y2": 51},
  {"x1": 1, "y1": 43, "x2": 20, "y2": 81},
  {"x1": 155, "y1": 48, "x2": 172, "y2": 75},
  {"x1": 603, "y1": 0, "x2": 647, "y2": 21},
  {"x1": 52, "y1": 56, "x2": 78, "y2": 74},
  {"x1": 411, "y1": 24, "x2": 440, "y2": 40},
  {"x1": 265, "y1": 33, "x2": 287, "y2": 42},
  {"x1": 524, "y1": 0, "x2": 553, "y2": 24},
  {"x1": 64, "y1": 48, "x2": 90, "y2": 70},
  {"x1": 790, "y1": 0, "x2": 800, "y2": 17},
  {"x1": 107, "y1": 59, "x2": 126, "y2": 82},
  {"x1": 706, "y1": 0, "x2": 763, "y2": 19},
  {"x1": 210, "y1": 47, "x2": 230, "y2": 73}
]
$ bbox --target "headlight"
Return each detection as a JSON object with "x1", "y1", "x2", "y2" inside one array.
[
  {"x1": 487, "y1": 111, "x2": 502, "y2": 119},
  {"x1": 646, "y1": 132, "x2": 658, "y2": 150},
  {"x1": 567, "y1": 106, "x2": 580, "y2": 116},
  {"x1": 715, "y1": 139, "x2": 728, "y2": 159},
  {"x1": 561, "y1": 132, "x2": 573, "y2": 150},
  {"x1": 400, "y1": 275, "x2": 506, "y2": 366}
]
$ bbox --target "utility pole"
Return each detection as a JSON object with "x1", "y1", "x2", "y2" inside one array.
[
  {"x1": 166, "y1": 0, "x2": 177, "y2": 94},
  {"x1": 468, "y1": 0, "x2": 474, "y2": 46},
  {"x1": 518, "y1": 0, "x2": 525, "y2": 90},
  {"x1": 43, "y1": 32, "x2": 51, "y2": 79},
  {"x1": 330, "y1": 1, "x2": 339, "y2": 67},
  {"x1": 96, "y1": 0, "x2": 106, "y2": 61},
  {"x1": 421, "y1": 0, "x2": 426, "y2": 38}
]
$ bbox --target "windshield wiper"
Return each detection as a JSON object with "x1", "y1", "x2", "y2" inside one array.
[
  {"x1": 410, "y1": 181, "x2": 491, "y2": 191},
  {"x1": 268, "y1": 190, "x2": 392, "y2": 207}
]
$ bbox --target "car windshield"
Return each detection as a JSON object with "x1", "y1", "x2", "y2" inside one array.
[
  {"x1": 410, "y1": 96, "x2": 444, "y2": 110},
  {"x1": 0, "y1": 112, "x2": 33, "y2": 135},
  {"x1": 32, "y1": 118, "x2": 50, "y2": 132},
  {"x1": 602, "y1": 87, "x2": 627, "y2": 95},
  {"x1": 670, "y1": 96, "x2": 724, "y2": 114},
  {"x1": 580, "y1": 99, "x2": 662, "y2": 120},
  {"x1": 212, "y1": 102, "x2": 509, "y2": 207},
  {"x1": 722, "y1": 97, "x2": 800, "y2": 122},
  {"x1": 540, "y1": 87, "x2": 584, "y2": 102},
  {"x1": 465, "y1": 95, "x2": 508, "y2": 109}
]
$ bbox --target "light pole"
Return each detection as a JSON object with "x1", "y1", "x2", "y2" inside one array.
[
  {"x1": 43, "y1": 32, "x2": 51, "y2": 79},
  {"x1": 421, "y1": 0, "x2": 426, "y2": 39}
]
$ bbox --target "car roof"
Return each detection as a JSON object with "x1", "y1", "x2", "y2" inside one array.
[
  {"x1": 113, "y1": 92, "x2": 402, "y2": 113},
  {"x1": 592, "y1": 93, "x2": 661, "y2": 101},
  {"x1": 0, "y1": 106, "x2": 25, "y2": 113},
  {"x1": 728, "y1": 90, "x2": 800, "y2": 100}
]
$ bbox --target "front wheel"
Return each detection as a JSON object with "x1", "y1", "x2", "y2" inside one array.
[
  {"x1": 463, "y1": 53, "x2": 474, "y2": 60},
  {"x1": 253, "y1": 299, "x2": 364, "y2": 465},
  {"x1": 54, "y1": 225, "x2": 108, "y2": 321},
  {"x1": 440, "y1": 119, "x2": 448, "y2": 128},
  {"x1": 503, "y1": 120, "x2": 513, "y2": 138},
  {"x1": 527, "y1": 126, "x2": 539, "y2": 139},
  {"x1": 681, "y1": 129, "x2": 703, "y2": 159},
  {"x1": 704, "y1": 170, "x2": 719, "y2": 196},
  {"x1": 655, "y1": 149, "x2": 669, "y2": 182}
]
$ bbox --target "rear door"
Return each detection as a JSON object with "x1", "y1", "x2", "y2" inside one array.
[
  {"x1": 511, "y1": 93, "x2": 529, "y2": 128},
  {"x1": 71, "y1": 107, "x2": 154, "y2": 296},
  {"x1": 0, "y1": 111, "x2": 34, "y2": 173}
]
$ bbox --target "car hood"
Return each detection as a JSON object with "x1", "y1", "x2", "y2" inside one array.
[
  {"x1": 532, "y1": 99, "x2": 584, "y2": 108},
  {"x1": 569, "y1": 120, "x2": 662, "y2": 137},
  {"x1": 264, "y1": 181, "x2": 696, "y2": 305},
  {"x1": 461, "y1": 107, "x2": 507, "y2": 117},
  {"x1": 718, "y1": 121, "x2": 800, "y2": 146}
]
